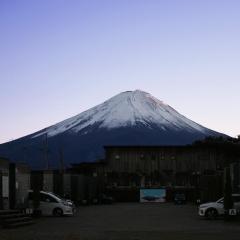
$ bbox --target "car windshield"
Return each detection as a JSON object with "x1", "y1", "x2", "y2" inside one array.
[{"x1": 48, "y1": 192, "x2": 63, "y2": 201}]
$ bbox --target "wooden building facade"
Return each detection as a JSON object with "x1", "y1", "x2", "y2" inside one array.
[{"x1": 103, "y1": 145, "x2": 227, "y2": 202}]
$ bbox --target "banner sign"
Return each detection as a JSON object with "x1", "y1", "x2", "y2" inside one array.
[{"x1": 140, "y1": 188, "x2": 166, "y2": 203}]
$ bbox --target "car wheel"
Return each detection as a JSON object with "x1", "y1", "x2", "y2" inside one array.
[
  {"x1": 205, "y1": 208, "x2": 218, "y2": 219},
  {"x1": 53, "y1": 208, "x2": 63, "y2": 217}
]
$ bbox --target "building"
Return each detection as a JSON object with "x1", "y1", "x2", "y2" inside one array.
[
  {"x1": 30, "y1": 169, "x2": 79, "y2": 201},
  {"x1": 69, "y1": 163, "x2": 106, "y2": 204},
  {"x1": 103, "y1": 145, "x2": 227, "y2": 202},
  {"x1": 230, "y1": 161, "x2": 240, "y2": 193},
  {"x1": 0, "y1": 157, "x2": 10, "y2": 209},
  {"x1": 27, "y1": 143, "x2": 236, "y2": 203},
  {"x1": 9, "y1": 163, "x2": 31, "y2": 209}
]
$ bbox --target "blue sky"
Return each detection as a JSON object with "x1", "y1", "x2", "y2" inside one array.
[{"x1": 0, "y1": 0, "x2": 240, "y2": 143}]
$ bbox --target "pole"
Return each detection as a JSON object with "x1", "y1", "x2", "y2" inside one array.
[{"x1": 45, "y1": 133, "x2": 49, "y2": 170}]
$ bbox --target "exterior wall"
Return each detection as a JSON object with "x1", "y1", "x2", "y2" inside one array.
[
  {"x1": 63, "y1": 173, "x2": 71, "y2": 198},
  {"x1": 43, "y1": 170, "x2": 54, "y2": 192},
  {"x1": 0, "y1": 158, "x2": 9, "y2": 209},
  {"x1": 103, "y1": 146, "x2": 226, "y2": 202},
  {"x1": 105, "y1": 146, "x2": 223, "y2": 176},
  {"x1": 69, "y1": 174, "x2": 102, "y2": 204},
  {"x1": 9, "y1": 163, "x2": 31, "y2": 209},
  {"x1": 30, "y1": 171, "x2": 43, "y2": 191},
  {"x1": 71, "y1": 174, "x2": 86, "y2": 203},
  {"x1": 31, "y1": 171, "x2": 71, "y2": 198},
  {"x1": 230, "y1": 161, "x2": 240, "y2": 193},
  {"x1": 15, "y1": 164, "x2": 31, "y2": 208}
]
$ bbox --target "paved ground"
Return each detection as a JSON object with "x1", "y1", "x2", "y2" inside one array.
[{"x1": 1, "y1": 203, "x2": 240, "y2": 240}]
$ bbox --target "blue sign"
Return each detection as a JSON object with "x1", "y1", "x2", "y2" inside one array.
[{"x1": 140, "y1": 189, "x2": 166, "y2": 203}]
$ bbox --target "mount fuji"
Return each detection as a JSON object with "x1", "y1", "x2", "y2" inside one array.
[{"x1": 0, "y1": 90, "x2": 224, "y2": 169}]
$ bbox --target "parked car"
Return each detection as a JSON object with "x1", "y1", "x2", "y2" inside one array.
[
  {"x1": 174, "y1": 193, "x2": 186, "y2": 204},
  {"x1": 28, "y1": 190, "x2": 74, "y2": 217},
  {"x1": 198, "y1": 194, "x2": 240, "y2": 219},
  {"x1": 49, "y1": 192, "x2": 76, "y2": 211}
]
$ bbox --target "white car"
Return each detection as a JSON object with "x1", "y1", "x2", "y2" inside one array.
[
  {"x1": 28, "y1": 190, "x2": 74, "y2": 216},
  {"x1": 198, "y1": 194, "x2": 240, "y2": 219}
]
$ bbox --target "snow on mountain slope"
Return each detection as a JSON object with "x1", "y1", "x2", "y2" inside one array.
[
  {"x1": 0, "y1": 89, "x2": 225, "y2": 169},
  {"x1": 32, "y1": 90, "x2": 210, "y2": 138}
]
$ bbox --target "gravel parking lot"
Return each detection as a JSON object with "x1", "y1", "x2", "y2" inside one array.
[{"x1": 1, "y1": 203, "x2": 240, "y2": 240}]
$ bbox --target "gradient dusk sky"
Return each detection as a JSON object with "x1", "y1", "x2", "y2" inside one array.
[{"x1": 0, "y1": 0, "x2": 240, "y2": 143}]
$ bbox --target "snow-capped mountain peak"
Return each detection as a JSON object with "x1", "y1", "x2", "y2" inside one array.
[
  {"x1": 33, "y1": 90, "x2": 208, "y2": 138},
  {"x1": 1, "y1": 89, "x2": 224, "y2": 169}
]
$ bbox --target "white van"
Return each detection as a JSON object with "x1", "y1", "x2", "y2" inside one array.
[{"x1": 28, "y1": 190, "x2": 74, "y2": 216}]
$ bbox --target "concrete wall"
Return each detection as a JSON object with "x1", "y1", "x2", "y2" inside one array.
[
  {"x1": 230, "y1": 161, "x2": 240, "y2": 193},
  {"x1": 0, "y1": 158, "x2": 9, "y2": 209},
  {"x1": 43, "y1": 170, "x2": 54, "y2": 192},
  {"x1": 63, "y1": 173, "x2": 71, "y2": 198},
  {"x1": 15, "y1": 164, "x2": 31, "y2": 208},
  {"x1": 9, "y1": 163, "x2": 31, "y2": 209}
]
